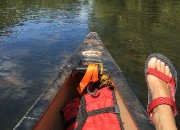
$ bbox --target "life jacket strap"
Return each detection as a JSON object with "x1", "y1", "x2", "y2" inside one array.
[
  {"x1": 62, "y1": 87, "x2": 124, "y2": 130},
  {"x1": 75, "y1": 89, "x2": 124, "y2": 130}
]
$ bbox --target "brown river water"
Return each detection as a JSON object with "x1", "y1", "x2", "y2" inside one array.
[{"x1": 0, "y1": 0, "x2": 180, "y2": 129}]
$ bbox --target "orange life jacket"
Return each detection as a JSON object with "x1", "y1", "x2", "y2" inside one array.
[{"x1": 62, "y1": 86, "x2": 124, "y2": 130}]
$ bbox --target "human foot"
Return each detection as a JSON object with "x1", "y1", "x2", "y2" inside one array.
[
  {"x1": 145, "y1": 54, "x2": 178, "y2": 130},
  {"x1": 147, "y1": 58, "x2": 172, "y2": 101}
]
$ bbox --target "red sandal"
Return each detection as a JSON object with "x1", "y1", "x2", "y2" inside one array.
[{"x1": 145, "y1": 53, "x2": 178, "y2": 122}]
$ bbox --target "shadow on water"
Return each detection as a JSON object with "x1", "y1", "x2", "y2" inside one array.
[{"x1": 0, "y1": 0, "x2": 180, "y2": 129}]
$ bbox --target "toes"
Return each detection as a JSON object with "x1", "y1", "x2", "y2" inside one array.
[
  {"x1": 157, "y1": 60, "x2": 166, "y2": 73},
  {"x1": 148, "y1": 57, "x2": 172, "y2": 77},
  {"x1": 169, "y1": 72, "x2": 172, "y2": 78},
  {"x1": 165, "y1": 66, "x2": 170, "y2": 76},
  {"x1": 148, "y1": 58, "x2": 157, "y2": 69},
  {"x1": 160, "y1": 62, "x2": 165, "y2": 73},
  {"x1": 157, "y1": 60, "x2": 161, "y2": 71}
]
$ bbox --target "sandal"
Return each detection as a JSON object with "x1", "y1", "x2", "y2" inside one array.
[{"x1": 145, "y1": 53, "x2": 178, "y2": 122}]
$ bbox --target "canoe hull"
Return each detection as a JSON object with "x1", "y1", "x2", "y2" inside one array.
[{"x1": 14, "y1": 32, "x2": 154, "y2": 130}]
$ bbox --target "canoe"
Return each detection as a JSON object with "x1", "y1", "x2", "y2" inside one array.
[{"x1": 14, "y1": 32, "x2": 154, "y2": 130}]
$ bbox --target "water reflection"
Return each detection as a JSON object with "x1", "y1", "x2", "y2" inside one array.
[
  {"x1": 89, "y1": 0, "x2": 180, "y2": 127},
  {"x1": 0, "y1": 0, "x2": 180, "y2": 129},
  {"x1": 0, "y1": 0, "x2": 90, "y2": 129}
]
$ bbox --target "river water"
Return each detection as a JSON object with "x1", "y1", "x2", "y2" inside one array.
[{"x1": 0, "y1": 0, "x2": 180, "y2": 129}]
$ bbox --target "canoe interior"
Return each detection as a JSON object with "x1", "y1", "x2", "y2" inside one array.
[
  {"x1": 33, "y1": 72, "x2": 82, "y2": 130},
  {"x1": 33, "y1": 71, "x2": 138, "y2": 130}
]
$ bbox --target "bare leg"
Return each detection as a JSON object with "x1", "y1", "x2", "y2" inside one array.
[{"x1": 147, "y1": 58, "x2": 177, "y2": 130}]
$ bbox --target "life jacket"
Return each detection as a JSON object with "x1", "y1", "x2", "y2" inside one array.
[{"x1": 62, "y1": 86, "x2": 124, "y2": 130}]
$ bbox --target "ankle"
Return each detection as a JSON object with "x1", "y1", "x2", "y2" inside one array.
[{"x1": 152, "y1": 105, "x2": 177, "y2": 130}]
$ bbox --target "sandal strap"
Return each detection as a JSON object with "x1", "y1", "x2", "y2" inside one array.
[
  {"x1": 147, "y1": 68, "x2": 176, "y2": 86},
  {"x1": 147, "y1": 68, "x2": 176, "y2": 100},
  {"x1": 148, "y1": 97, "x2": 178, "y2": 119}
]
